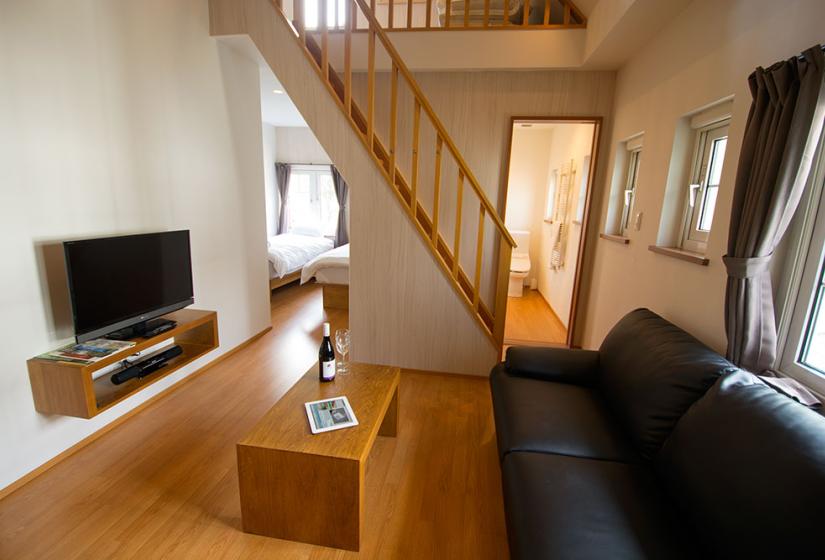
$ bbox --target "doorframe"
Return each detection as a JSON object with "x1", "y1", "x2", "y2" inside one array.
[{"x1": 500, "y1": 116, "x2": 603, "y2": 348}]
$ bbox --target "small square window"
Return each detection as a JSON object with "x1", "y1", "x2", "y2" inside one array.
[
  {"x1": 680, "y1": 120, "x2": 730, "y2": 253},
  {"x1": 621, "y1": 148, "x2": 642, "y2": 236},
  {"x1": 287, "y1": 167, "x2": 339, "y2": 237}
]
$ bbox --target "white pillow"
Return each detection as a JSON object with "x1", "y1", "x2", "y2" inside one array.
[{"x1": 291, "y1": 225, "x2": 323, "y2": 238}]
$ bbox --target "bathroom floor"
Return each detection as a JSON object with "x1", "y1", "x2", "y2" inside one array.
[{"x1": 504, "y1": 289, "x2": 567, "y2": 346}]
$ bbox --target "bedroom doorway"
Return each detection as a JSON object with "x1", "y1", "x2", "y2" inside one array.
[
  {"x1": 260, "y1": 65, "x2": 350, "y2": 316},
  {"x1": 501, "y1": 117, "x2": 601, "y2": 347}
]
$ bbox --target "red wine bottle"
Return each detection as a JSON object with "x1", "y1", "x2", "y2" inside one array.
[{"x1": 319, "y1": 322, "x2": 336, "y2": 382}]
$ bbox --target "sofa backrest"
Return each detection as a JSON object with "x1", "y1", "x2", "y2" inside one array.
[
  {"x1": 598, "y1": 308, "x2": 736, "y2": 459},
  {"x1": 655, "y1": 370, "x2": 825, "y2": 556}
]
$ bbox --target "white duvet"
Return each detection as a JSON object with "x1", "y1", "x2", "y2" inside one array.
[
  {"x1": 301, "y1": 244, "x2": 350, "y2": 284},
  {"x1": 267, "y1": 234, "x2": 334, "y2": 278}
]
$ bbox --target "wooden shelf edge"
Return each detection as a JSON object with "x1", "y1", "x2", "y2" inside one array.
[
  {"x1": 648, "y1": 245, "x2": 709, "y2": 266},
  {"x1": 28, "y1": 309, "x2": 220, "y2": 418},
  {"x1": 599, "y1": 233, "x2": 630, "y2": 245}
]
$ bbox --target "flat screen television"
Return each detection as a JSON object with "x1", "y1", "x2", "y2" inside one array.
[{"x1": 64, "y1": 231, "x2": 194, "y2": 342}]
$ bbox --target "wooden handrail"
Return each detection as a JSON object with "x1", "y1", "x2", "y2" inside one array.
[
  {"x1": 432, "y1": 135, "x2": 443, "y2": 244},
  {"x1": 452, "y1": 171, "x2": 464, "y2": 278},
  {"x1": 293, "y1": 0, "x2": 585, "y2": 33},
  {"x1": 389, "y1": 63, "x2": 398, "y2": 186},
  {"x1": 410, "y1": 100, "x2": 421, "y2": 217},
  {"x1": 349, "y1": 0, "x2": 516, "y2": 247},
  {"x1": 344, "y1": 0, "x2": 352, "y2": 115},
  {"x1": 473, "y1": 204, "x2": 486, "y2": 307}
]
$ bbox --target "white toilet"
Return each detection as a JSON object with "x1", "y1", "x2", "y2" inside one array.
[{"x1": 508, "y1": 230, "x2": 532, "y2": 297}]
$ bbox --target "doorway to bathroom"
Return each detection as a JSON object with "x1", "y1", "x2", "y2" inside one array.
[{"x1": 502, "y1": 117, "x2": 601, "y2": 347}]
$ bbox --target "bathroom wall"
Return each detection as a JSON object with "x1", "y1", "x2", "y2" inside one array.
[
  {"x1": 503, "y1": 126, "x2": 554, "y2": 288},
  {"x1": 537, "y1": 123, "x2": 595, "y2": 327}
]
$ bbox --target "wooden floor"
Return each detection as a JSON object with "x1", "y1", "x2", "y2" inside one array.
[
  {"x1": 0, "y1": 283, "x2": 508, "y2": 559},
  {"x1": 504, "y1": 289, "x2": 567, "y2": 346}
]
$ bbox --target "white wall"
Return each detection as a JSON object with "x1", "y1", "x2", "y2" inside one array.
[
  {"x1": 0, "y1": 0, "x2": 271, "y2": 491},
  {"x1": 275, "y1": 126, "x2": 332, "y2": 164},
  {"x1": 262, "y1": 123, "x2": 278, "y2": 237},
  {"x1": 538, "y1": 124, "x2": 594, "y2": 327},
  {"x1": 504, "y1": 127, "x2": 554, "y2": 288},
  {"x1": 580, "y1": 0, "x2": 825, "y2": 351}
]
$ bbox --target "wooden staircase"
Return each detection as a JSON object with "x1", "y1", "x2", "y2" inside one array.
[{"x1": 272, "y1": 0, "x2": 518, "y2": 344}]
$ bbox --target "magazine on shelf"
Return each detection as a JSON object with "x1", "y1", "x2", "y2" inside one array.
[
  {"x1": 305, "y1": 396, "x2": 359, "y2": 434},
  {"x1": 38, "y1": 339, "x2": 137, "y2": 364}
]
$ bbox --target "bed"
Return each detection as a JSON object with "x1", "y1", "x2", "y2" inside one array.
[
  {"x1": 267, "y1": 232, "x2": 334, "y2": 291},
  {"x1": 301, "y1": 244, "x2": 349, "y2": 310}
]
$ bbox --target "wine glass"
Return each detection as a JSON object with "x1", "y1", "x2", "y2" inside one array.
[{"x1": 335, "y1": 329, "x2": 351, "y2": 374}]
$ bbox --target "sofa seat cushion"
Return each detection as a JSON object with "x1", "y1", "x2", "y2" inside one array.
[
  {"x1": 502, "y1": 452, "x2": 696, "y2": 560},
  {"x1": 598, "y1": 308, "x2": 738, "y2": 459},
  {"x1": 656, "y1": 370, "x2": 825, "y2": 557},
  {"x1": 490, "y1": 365, "x2": 638, "y2": 463}
]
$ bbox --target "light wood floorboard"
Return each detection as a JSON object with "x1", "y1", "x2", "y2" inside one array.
[
  {"x1": 0, "y1": 282, "x2": 508, "y2": 559},
  {"x1": 504, "y1": 289, "x2": 567, "y2": 346}
]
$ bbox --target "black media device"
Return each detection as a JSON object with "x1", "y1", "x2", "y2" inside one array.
[
  {"x1": 110, "y1": 345, "x2": 184, "y2": 385},
  {"x1": 64, "y1": 231, "x2": 194, "y2": 343}
]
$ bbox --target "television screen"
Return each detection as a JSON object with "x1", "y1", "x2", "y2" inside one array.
[{"x1": 64, "y1": 231, "x2": 194, "y2": 342}]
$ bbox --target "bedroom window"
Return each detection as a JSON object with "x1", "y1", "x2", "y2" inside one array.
[
  {"x1": 287, "y1": 166, "x2": 339, "y2": 237},
  {"x1": 304, "y1": 0, "x2": 347, "y2": 29},
  {"x1": 679, "y1": 111, "x2": 731, "y2": 253}
]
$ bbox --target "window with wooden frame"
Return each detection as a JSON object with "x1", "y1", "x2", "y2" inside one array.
[
  {"x1": 679, "y1": 112, "x2": 731, "y2": 253},
  {"x1": 620, "y1": 142, "x2": 642, "y2": 236}
]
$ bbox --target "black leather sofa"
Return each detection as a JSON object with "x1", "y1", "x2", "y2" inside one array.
[{"x1": 490, "y1": 308, "x2": 825, "y2": 559}]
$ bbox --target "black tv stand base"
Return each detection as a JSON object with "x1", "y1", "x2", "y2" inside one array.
[{"x1": 105, "y1": 318, "x2": 177, "y2": 340}]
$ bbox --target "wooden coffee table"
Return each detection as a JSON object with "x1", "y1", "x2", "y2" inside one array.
[{"x1": 237, "y1": 362, "x2": 400, "y2": 551}]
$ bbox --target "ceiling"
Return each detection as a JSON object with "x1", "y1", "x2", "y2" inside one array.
[
  {"x1": 573, "y1": 0, "x2": 598, "y2": 17},
  {"x1": 260, "y1": 66, "x2": 307, "y2": 127}
]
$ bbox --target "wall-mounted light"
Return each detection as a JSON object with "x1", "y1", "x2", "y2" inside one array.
[{"x1": 272, "y1": 89, "x2": 284, "y2": 94}]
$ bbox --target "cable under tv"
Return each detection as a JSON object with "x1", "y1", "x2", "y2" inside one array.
[{"x1": 110, "y1": 344, "x2": 183, "y2": 385}]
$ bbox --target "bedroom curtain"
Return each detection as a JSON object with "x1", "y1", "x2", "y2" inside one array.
[
  {"x1": 723, "y1": 45, "x2": 825, "y2": 373},
  {"x1": 275, "y1": 163, "x2": 291, "y2": 235},
  {"x1": 331, "y1": 166, "x2": 349, "y2": 247}
]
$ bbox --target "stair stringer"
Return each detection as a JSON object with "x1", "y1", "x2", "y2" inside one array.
[{"x1": 209, "y1": 0, "x2": 500, "y2": 376}]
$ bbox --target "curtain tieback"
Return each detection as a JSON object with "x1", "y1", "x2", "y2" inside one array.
[{"x1": 722, "y1": 254, "x2": 773, "y2": 279}]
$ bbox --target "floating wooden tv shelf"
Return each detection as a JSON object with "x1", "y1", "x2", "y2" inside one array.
[{"x1": 27, "y1": 309, "x2": 218, "y2": 419}]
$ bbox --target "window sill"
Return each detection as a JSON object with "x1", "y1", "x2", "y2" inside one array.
[
  {"x1": 648, "y1": 245, "x2": 709, "y2": 266},
  {"x1": 600, "y1": 233, "x2": 630, "y2": 245}
]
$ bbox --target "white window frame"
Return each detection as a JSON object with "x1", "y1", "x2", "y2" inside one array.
[
  {"x1": 620, "y1": 146, "x2": 642, "y2": 236},
  {"x1": 286, "y1": 164, "x2": 338, "y2": 238},
  {"x1": 304, "y1": 0, "x2": 347, "y2": 29},
  {"x1": 776, "y1": 138, "x2": 825, "y2": 397},
  {"x1": 679, "y1": 119, "x2": 730, "y2": 253}
]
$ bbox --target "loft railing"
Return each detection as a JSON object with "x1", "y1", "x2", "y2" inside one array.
[
  {"x1": 272, "y1": 0, "x2": 517, "y2": 343},
  {"x1": 289, "y1": 0, "x2": 586, "y2": 32}
]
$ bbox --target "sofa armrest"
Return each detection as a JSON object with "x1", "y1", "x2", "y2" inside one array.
[{"x1": 504, "y1": 346, "x2": 600, "y2": 386}]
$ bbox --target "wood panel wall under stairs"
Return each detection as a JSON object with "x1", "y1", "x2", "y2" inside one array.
[{"x1": 209, "y1": 0, "x2": 500, "y2": 375}]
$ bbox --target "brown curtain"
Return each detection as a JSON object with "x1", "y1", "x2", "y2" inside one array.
[
  {"x1": 724, "y1": 45, "x2": 825, "y2": 372},
  {"x1": 275, "y1": 163, "x2": 291, "y2": 235},
  {"x1": 331, "y1": 166, "x2": 349, "y2": 247}
]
